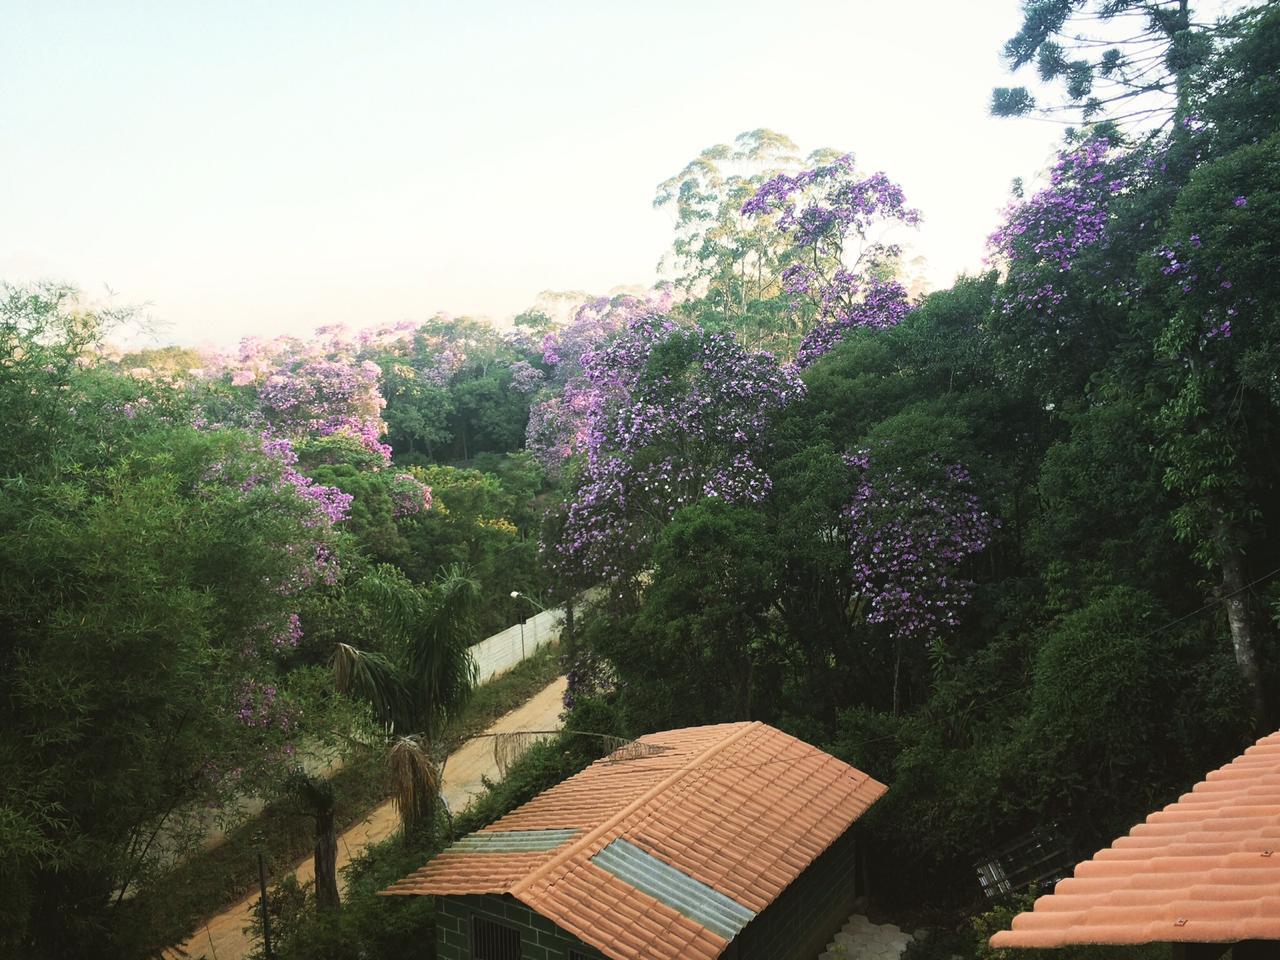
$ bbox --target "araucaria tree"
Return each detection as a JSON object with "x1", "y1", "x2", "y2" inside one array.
[{"x1": 992, "y1": 0, "x2": 1227, "y2": 123}]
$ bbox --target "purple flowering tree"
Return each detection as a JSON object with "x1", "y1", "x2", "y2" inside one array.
[
  {"x1": 742, "y1": 155, "x2": 920, "y2": 365},
  {"x1": 985, "y1": 136, "x2": 1135, "y2": 397},
  {"x1": 525, "y1": 291, "x2": 673, "y2": 476},
  {"x1": 549, "y1": 314, "x2": 804, "y2": 586},
  {"x1": 842, "y1": 450, "x2": 998, "y2": 713}
]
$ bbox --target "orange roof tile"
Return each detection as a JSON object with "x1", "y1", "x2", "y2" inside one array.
[
  {"x1": 991, "y1": 730, "x2": 1280, "y2": 949},
  {"x1": 383, "y1": 721, "x2": 886, "y2": 960}
]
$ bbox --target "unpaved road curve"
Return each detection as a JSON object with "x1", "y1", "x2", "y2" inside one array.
[{"x1": 168, "y1": 676, "x2": 568, "y2": 960}]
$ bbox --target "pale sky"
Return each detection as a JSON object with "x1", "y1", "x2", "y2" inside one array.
[{"x1": 1, "y1": 0, "x2": 1070, "y2": 347}]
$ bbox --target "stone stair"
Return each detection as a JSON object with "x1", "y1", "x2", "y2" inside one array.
[{"x1": 819, "y1": 913, "x2": 915, "y2": 960}]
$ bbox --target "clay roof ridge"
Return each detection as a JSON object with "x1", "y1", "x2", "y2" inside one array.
[{"x1": 508, "y1": 721, "x2": 762, "y2": 897}]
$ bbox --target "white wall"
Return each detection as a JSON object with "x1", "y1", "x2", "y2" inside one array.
[{"x1": 468, "y1": 607, "x2": 562, "y2": 683}]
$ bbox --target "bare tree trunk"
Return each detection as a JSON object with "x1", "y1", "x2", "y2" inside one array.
[
  {"x1": 294, "y1": 773, "x2": 340, "y2": 912},
  {"x1": 314, "y1": 804, "x2": 340, "y2": 912},
  {"x1": 1218, "y1": 524, "x2": 1268, "y2": 730},
  {"x1": 892, "y1": 640, "x2": 902, "y2": 717}
]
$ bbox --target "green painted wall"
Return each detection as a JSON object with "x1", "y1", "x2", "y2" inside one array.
[
  {"x1": 733, "y1": 828, "x2": 861, "y2": 960},
  {"x1": 435, "y1": 893, "x2": 606, "y2": 960}
]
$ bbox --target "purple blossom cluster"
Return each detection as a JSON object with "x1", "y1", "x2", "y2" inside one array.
[
  {"x1": 742, "y1": 157, "x2": 920, "y2": 363},
  {"x1": 234, "y1": 678, "x2": 300, "y2": 731},
  {"x1": 989, "y1": 138, "x2": 1124, "y2": 273},
  {"x1": 561, "y1": 649, "x2": 619, "y2": 714},
  {"x1": 389, "y1": 471, "x2": 433, "y2": 517},
  {"x1": 742, "y1": 157, "x2": 920, "y2": 241},
  {"x1": 508, "y1": 359, "x2": 546, "y2": 395},
  {"x1": 526, "y1": 292, "x2": 674, "y2": 473},
  {"x1": 260, "y1": 433, "x2": 354, "y2": 526},
  {"x1": 257, "y1": 358, "x2": 391, "y2": 462},
  {"x1": 272, "y1": 613, "x2": 304, "y2": 649},
  {"x1": 794, "y1": 275, "x2": 912, "y2": 368},
  {"x1": 552, "y1": 315, "x2": 804, "y2": 581},
  {"x1": 210, "y1": 329, "x2": 396, "y2": 463},
  {"x1": 843, "y1": 452, "x2": 997, "y2": 644},
  {"x1": 1156, "y1": 237, "x2": 1244, "y2": 345}
]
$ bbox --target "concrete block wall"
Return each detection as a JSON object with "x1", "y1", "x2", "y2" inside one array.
[
  {"x1": 734, "y1": 828, "x2": 862, "y2": 960},
  {"x1": 435, "y1": 893, "x2": 605, "y2": 960}
]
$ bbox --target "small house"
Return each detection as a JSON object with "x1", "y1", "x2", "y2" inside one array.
[
  {"x1": 991, "y1": 729, "x2": 1280, "y2": 959},
  {"x1": 383, "y1": 721, "x2": 887, "y2": 960}
]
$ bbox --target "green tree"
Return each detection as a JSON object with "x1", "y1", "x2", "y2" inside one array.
[
  {"x1": 622, "y1": 501, "x2": 778, "y2": 726},
  {"x1": 1146, "y1": 129, "x2": 1280, "y2": 725},
  {"x1": 0, "y1": 286, "x2": 345, "y2": 958}
]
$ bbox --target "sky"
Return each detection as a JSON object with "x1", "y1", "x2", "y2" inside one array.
[{"x1": 0, "y1": 0, "x2": 1071, "y2": 348}]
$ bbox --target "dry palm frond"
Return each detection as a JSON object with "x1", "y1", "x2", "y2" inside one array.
[
  {"x1": 387, "y1": 736, "x2": 442, "y2": 835},
  {"x1": 599, "y1": 736, "x2": 670, "y2": 764},
  {"x1": 492, "y1": 730, "x2": 555, "y2": 777}
]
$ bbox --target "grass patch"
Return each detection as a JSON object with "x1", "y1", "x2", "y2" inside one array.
[
  {"x1": 446, "y1": 640, "x2": 564, "y2": 747},
  {"x1": 129, "y1": 642, "x2": 563, "y2": 954}
]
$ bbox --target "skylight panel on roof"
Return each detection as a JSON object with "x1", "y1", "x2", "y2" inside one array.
[
  {"x1": 590, "y1": 838, "x2": 756, "y2": 941},
  {"x1": 446, "y1": 829, "x2": 582, "y2": 854}
]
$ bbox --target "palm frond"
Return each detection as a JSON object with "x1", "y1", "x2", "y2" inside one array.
[
  {"x1": 386, "y1": 735, "x2": 441, "y2": 836},
  {"x1": 333, "y1": 641, "x2": 414, "y2": 732},
  {"x1": 492, "y1": 730, "x2": 553, "y2": 778},
  {"x1": 409, "y1": 564, "x2": 481, "y2": 738},
  {"x1": 354, "y1": 564, "x2": 426, "y2": 644}
]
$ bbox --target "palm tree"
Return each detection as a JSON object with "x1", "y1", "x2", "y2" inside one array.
[{"x1": 334, "y1": 564, "x2": 480, "y2": 838}]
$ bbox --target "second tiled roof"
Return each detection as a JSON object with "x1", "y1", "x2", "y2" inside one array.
[{"x1": 992, "y1": 729, "x2": 1280, "y2": 949}]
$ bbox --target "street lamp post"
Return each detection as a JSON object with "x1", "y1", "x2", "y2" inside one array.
[{"x1": 511, "y1": 590, "x2": 548, "y2": 655}]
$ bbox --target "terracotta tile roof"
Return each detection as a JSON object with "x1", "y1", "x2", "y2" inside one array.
[
  {"x1": 992, "y1": 730, "x2": 1280, "y2": 949},
  {"x1": 383, "y1": 721, "x2": 886, "y2": 960}
]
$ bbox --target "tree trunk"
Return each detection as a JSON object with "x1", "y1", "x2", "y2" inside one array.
[
  {"x1": 314, "y1": 804, "x2": 340, "y2": 912},
  {"x1": 892, "y1": 639, "x2": 903, "y2": 717},
  {"x1": 1217, "y1": 524, "x2": 1268, "y2": 730}
]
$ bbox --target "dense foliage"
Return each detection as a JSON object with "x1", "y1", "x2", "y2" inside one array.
[
  {"x1": 537, "y1": 0, "x2": 1280, "y2": 943},
  {"x1": 0, "y1": 289, "x2": 350, "y2": 956},
  {"x1": 5, "y1": 4, "x2": 1280, "y2": 958}
]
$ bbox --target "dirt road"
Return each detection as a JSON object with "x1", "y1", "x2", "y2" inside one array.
[{"x1": 170, "y1": 676, "x2": 568, "y2": 960}]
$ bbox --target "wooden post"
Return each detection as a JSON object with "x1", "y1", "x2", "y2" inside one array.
[{"x1": 258, "y1": 851, "x2": 275, "y2": 960}]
